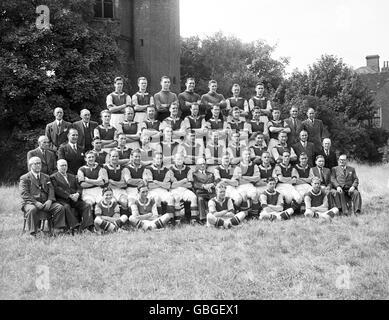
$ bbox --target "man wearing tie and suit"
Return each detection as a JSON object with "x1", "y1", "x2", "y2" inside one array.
[
  {"x1": 301, "y1": 108, "x2": 324, "y2": 154},
  {"x1": 51, "y1": 159, "x2": 94, "y2": 232},
  {"x1": 19, "y1": 157, "x2": 66, "y2": 236},
  {"x1": 331, "y1": 154, "x2": 362, "y2": 215},
  {"x1": 318, "y1": 138, "x2": 337, "y2": 170},
  {"x1": 27, "y1": 136, "x2": 57, "y2": 175},
  {"x1": 72, "y1": 109, "x2": 98, "y2": 151},
  {"x1": 45, "y1": 107, "x2": 73, "y2": 151},
  {"x1": 292, "y1": 130, "x2": 315, "y2": 167},
  {"x1": 284, "y1": 106, "x2": 303, "y2": 147},
  {"x1": 58, "y1": 129, "x2": 85, "y2": 175}
]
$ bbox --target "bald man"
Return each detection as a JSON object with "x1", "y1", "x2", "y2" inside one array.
[
  {"x1": 27, "y1": 136, "x2": 57, "y2": 175},
  {"x1": 45, "y1": 107, "x2": 73, "y2": 151},
  {"x1": 73, "y1": 109, "x2": 98, "y2": 151}
]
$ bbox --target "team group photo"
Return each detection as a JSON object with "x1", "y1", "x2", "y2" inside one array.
[{"x1": 1, "y1": 0, "x2": 388, "y2": 302}]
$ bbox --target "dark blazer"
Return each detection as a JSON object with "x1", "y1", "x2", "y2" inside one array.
[
  {"x1": 317, "y1": 148, "x2": 337, "y2": 170},
  {"x1": 331, "y1": 165, "x2": 359, "y2": 189},
  {"x1": 292, "y1": 141, "x2": 316, "y2": 167},
  {"x1": 57, "y1": 143, "x2": 85, "y2": 175},
  {"x1": 193, "y1": 170, "x2": 215, "y2": 191},
  {"x1": 50, "y1": 171, "x2": 81, "y2": 203},
  {"x1": 45, "y1": 120, "x2": 73, "y2": 149},
  {"x1": 27, "y1": 147, "x2": 57, "y2": 175},
  {"x1": 19, "y1": 171, "x2": 55, "y2": 208},
  {"x1": 284, "y1": 117, "x2": 303, "y2": 147},
  {"x1": 301, "y1": 119, "x2": 324, "y2": 152},
  {"x1": 72, "y1": 120, "x2": 98, "y2": 150},
  {"x1": 310, "y1": 166, "x2": 331, "y2": 187}
]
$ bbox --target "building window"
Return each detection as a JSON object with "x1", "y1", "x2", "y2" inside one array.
[
  {"x1": 373, "y1": 107, "x2": 382, "y2": 128},
  {"x1": 94, "y1": 0, "x2": 114, "y2": 19}
]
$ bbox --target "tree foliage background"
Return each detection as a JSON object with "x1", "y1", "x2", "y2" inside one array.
[
  {"x1": 0, "y1": 0, "x2": 123, "y2": 182},
  {"x1": 182, "y1": 35, "x2": 389, "y2": 163}
]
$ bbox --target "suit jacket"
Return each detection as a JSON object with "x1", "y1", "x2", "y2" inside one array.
[
  {"x1": 331, "y1": 165, "x2": 359, "y2": 189},
  {"x1": 19, "y1": 171, "x2": 55, "y2": 208},
  {"x1": 57, "y1": 143, "x2": 85, "y2": 175},
  {"x1": 318, "y1": 148, "x2": 337, "y2": 170},
  {"x1": 193, "y1": 170, "x2": 215, "y2": 191},
  {"x1": 310, "y1": 166, "x2": 331, "y2": 187},
  {"x1": 72, "y1": 120, "x2": 98, "y2": 150},
  {"x1": 27, "y1": 147, "x2": 57, "y2": 175},
  {"x1": 301, "y1": 119, "x2": 324, "y2": 151},
  {"x1": 285, "y1": 117, "x2": 303, "y2": 147},
  {"x1": 50, "y1": 171, "x2": 81, "y2": 203},
  {"x1": 45, "y1": 120, "x2": 73, "y2": 149},
  {"x1": 292, "y1": 141, "x2": 315, "y2": 167}
]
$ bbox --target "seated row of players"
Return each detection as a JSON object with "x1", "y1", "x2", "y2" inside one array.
[{"x1": 21, "y1": 142, "x2": 362, "y2": 236}]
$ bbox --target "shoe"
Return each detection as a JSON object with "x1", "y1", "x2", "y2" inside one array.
[{"x1": 269, "y1": 214, "x2": 277, "y2": 222}]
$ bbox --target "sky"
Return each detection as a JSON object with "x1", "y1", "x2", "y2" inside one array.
[{"x1": 180, "y1": 0, "x2": 388, "y2": 74}]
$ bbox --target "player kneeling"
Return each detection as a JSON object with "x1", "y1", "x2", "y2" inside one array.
[
  {"x1": 128, "y1": 183, "x2": 173, "y2": 231},
  {"x1": 94, "y1": 187, "x2": 128, "y2": 234},
  {"x1": 207, "y1": 182, "x2": 247, "y2": 229},
  {"x1": 304, "y1": 177, "x2": 339, "y2": 221},
  {"x1": 259, "y1": 177, "x2": 294, "y2": 221}
]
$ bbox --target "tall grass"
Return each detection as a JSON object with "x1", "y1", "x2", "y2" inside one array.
[{"x1": 0, "y1": 164, "x2": 388, "y2": 300}]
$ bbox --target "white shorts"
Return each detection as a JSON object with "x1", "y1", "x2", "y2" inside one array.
[
  {"x1": 170, "y1": 187, "x2": 197, "y2": 204},
  {"x1": 236, "y1": 183, "x2": 258, "y2": 200},
  {"x1": 277, "y1": 183, "x2": 302, "y2": 203},
  {"x1": 148, "y1": 188, "x2": 173, "y2": 204},
  {"x1": 82, "y1": 187, "x2": 103, "y2": 204}
]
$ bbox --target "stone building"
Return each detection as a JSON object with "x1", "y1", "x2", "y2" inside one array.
[{"x1": 91, "y1": 0, "x2": 180, "y2": 93}]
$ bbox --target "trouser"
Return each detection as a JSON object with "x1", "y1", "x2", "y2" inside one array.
[
  {"x1": 23, "y1": 203, "x2": 66, "y2": 234},
  {"x1": 196, "y1": 190, "x2": 215, "y2": 220},
  {"x1": 58, "y1": 200, "x2": 94, "y2": 230},
  {"x1": 335, "y1": 189, "x2": 362, "y2": 214}
]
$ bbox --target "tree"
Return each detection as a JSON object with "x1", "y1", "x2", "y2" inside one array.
[
  {"x1": 0, "y1": 0, "x2": 123, "y2": 181},
  {"x1": 180, "y1": 32, "x2": 289, "y2": 98},
  {"x1": 275, "y1": 54, "x2": 388, "y2": 162}
]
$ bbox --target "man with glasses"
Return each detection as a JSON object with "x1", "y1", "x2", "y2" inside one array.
[{"x1": 19, "y1": 157, "x2": 66, "y2": 236}]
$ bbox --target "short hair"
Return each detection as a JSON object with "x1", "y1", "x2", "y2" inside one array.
[
  {"x1": 114, "y1": 77, "x2": 123, "y2": 83},
  {"x1": 261, "y1": 151, "x2": 271, "y2": 157},
  {"x1": 186, "y1": 77, "x2": 195, "y2": 83},
  {"x1": 100, "y1": 110, "x2": 110, "y2": 117},
  {"x1": 146, "y1": 105, "x2": 156, "y2": 111},
  {"x1": 311, "y1": 177, "x2": 321, "y2": 184},
  {"x1": 272, "y1": 108, "x2": 281, "y2": 113},
  {"x1": 131, "y1": 148, "x2": 141, "y2": 155},
  {"x1": 215, "y1": 182, "x2": 226, "y2": 191},
  {"x1": 124, "y1": 106, "x2": 135, "y2": 114},
  {"x1": 137, "y1": 181, "x2": 148, "y2": 192},
  {"x1": 57, "y1": 159, "x2": 67, "y2": 166},
  {"x1": 338, "y1": 154, "x2": 347, "y2": 160},
  {"x1": 267, "y1": 177, "x2": 276, "y2": 183},
  {"x1": 299, "y1": 130, "x2": 308, "y2": 136},
  {"x1": 255, "y1": 82, "x2": 264, "y2": 88},
  {"x1": 38, "y1": 135, "x2": 49, "y2": 144},
  {"x1": 307, "y1": 108, "x2": 316, "y2": 113},
  {"x1": 231, "y1": 131, "x2": 240, "y2": 136},
  {"x1": 160, "y1": 76, "x2": 170, "y2": 82},
  {"x1": 315, "y1": 154, "x2": 324, "y2": 161},
  {"x1": 252, "y1": 107, "x2": 261, "y2": 113},
  {"x1": 102, "y1": 186, "x2": 113, "y2": 195},
  {"x1": 322, "y1": 138, "x2": 331, "y2": 145},
  {"x1": 232, "y1": 83, "x2": 240, "y2": 89},
  {"x1": 290, "y1": 105, "x2": 298, "y2": 111},
  {"x1": 117, "y1": 132, "x2": 126, "y2": 139},
  {"x1": 232, "y1": 106, "x2": 240, "y2": 113},
  {"x1": 68, "y1": 128, "x2": 78, "y2": 136},
  {"x1": 85, "y1": 150, "x2": 96, "y2": 158},
  {"x1": 110, "y1": 149, "x2": 119, "y2": 157},
  {"x1": 28, "y1": 156, "x2": 41, "y2": 166},
  {"x1": 53, "y1": 107, "x2": 63, "y2": 114},
  {"x1": 153, "y1": 152, "x2": 163, "y2": 158},
  {"x1": 208, "y1": 80, "x2": 217, "y2": 86},
  {"x1": 80, "y1": 109, "x2": 90, "y2": 116},
  {"x1": 299, "y1": 152, "x2": 308, "y2": 158},
  {"x1": 196, "y1": 157, "x2": 206, "y2": 165},
  {"x1": 282, "y1": 150, "x2": 290, "y2": 156},
  {"x1": 137, "y1": 76, "x2": 147, "y2": 83},
  {"x1": 93, "y1": 136, "x2": 101, "y2": 142},
  {"x1": 253, "y1": 132, "x2": 264, "y2": 139}
]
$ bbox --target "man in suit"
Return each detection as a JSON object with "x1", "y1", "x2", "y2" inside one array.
[
  {"x1": 284, "y1": 105, "x2": 303, "y2": 148},
  {"x1": 58, "y1": 129, "x2": 85, "y2": 175},
  {"x1": 51, "y1": 159, "x2": 94, "y2": 232},
  {"x1": 302, "y1": 108, "x2": 324, "y2": 154},
  {"x1": 193, "y1": 157, "x2": 216, "y2": 223},
  {"x1": 27, "y1": 136, "x2": 57, "y2": 175},
  {"x1": 331, "y1": 154, "x2": 362, "y2": 215},
  {"x1": 292, "y1": 130, "x2": 315, "y2": 167},
  {"x1": 19, "y1": 157, "x2": 66, "y2": 236},
  {"x1": 318, "y1": 138, "x2": 337, "y2": 170},
  {"x1": 72, "y1": 109, "x2": 98, "y2": 151},
  {"x1": 45, "y1": 107, "x2": 73, "y2": 151}
]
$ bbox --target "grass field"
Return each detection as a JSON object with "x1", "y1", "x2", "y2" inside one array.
[{"x1": 0, "y1": 163, "x2": 388, "y2": 300}]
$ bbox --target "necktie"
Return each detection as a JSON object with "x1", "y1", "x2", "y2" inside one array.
[
  {"x1": 73, "y1": 144, "x2": 77, "y2": 152},
  {"x1": 293, "y1": 118, "x2": 297, "y2": 130},
  {"x1": 85, "y1": 123, "x2": 88, "y2": 129},
  {"x1": 343, "y1": 167, "x2": 346, "y2": 176},
  {"x1": 319, "y1": 168, "x2": 323, "y2": 183},
  {"x1": 63, "y1": 174, "x2": 69, "y2": 185}
]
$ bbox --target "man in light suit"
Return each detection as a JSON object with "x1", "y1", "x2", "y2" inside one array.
[
  {"x1": 51, "y1": 159, "x2": 94, "y2": 232},
  {"x1": 19, "y1": 157, "x2": 66, "y2": 236},
  {"x1": 284, "y1": 106, "x2": 303, "y2": 148},
  {"x1": 318, "y1": 138, "x2": 337, "y2": 170},
  {"x1": 27, "y1": 136, "x2": 57, "y2": 175},
  {"x1": 331, "y1": 154, "x2": 362, "y2": 215},
  {"x1": 45, "y1": 107, "x2": 73, "y2": 151},
  {"x1": 58, "y1": 129, "x2": 85, "y2": 175},
  {"x1": 301, "y1": 108, "x2": 324, "y2": 154},
  {"x1": 292, "y1": 130, "x2": 315, "y2": 167},
  {"x1": 72, "y1": 109, "x2": 98, "y2": 151}
]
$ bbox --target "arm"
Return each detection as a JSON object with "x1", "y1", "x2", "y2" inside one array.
[{"x1": 240, "y1": 165, "x2": 260, "y2": 184}]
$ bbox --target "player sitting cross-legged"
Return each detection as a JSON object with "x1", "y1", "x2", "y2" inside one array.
[{"x1": 206, "y1": 182, "x2": 247, "y2": 229}]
